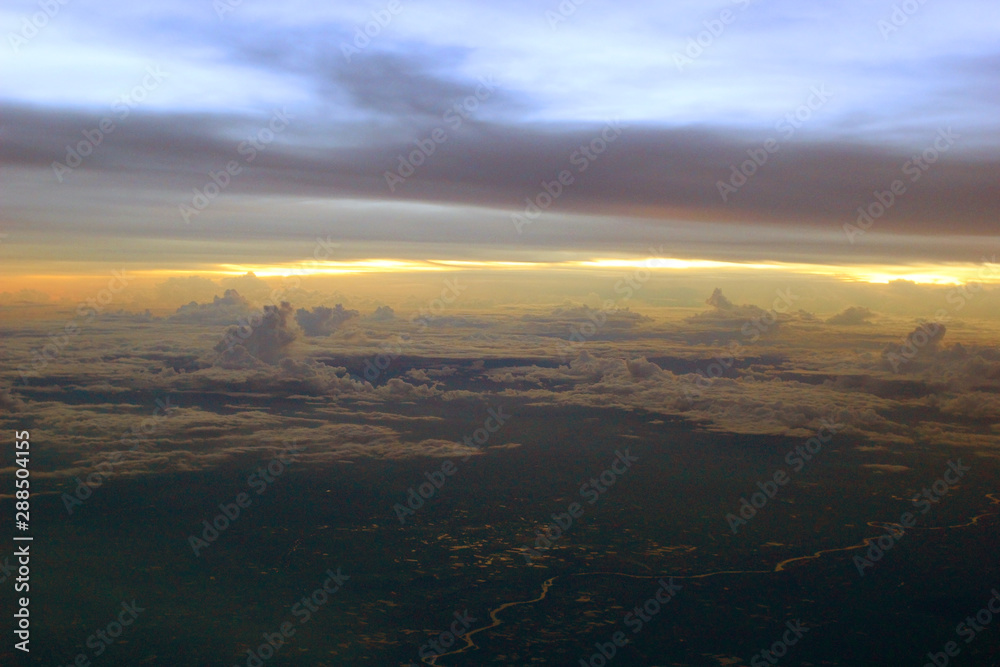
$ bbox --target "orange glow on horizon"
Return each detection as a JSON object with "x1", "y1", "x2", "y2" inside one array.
[
  {"x1": 205, "y1": 257, "x2": 999, "y2": 286},
  {"x1": 3, "y1": 258, "x2": 997, "y2": 298}
]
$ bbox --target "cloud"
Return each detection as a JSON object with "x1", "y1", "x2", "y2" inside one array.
[
  {"x1": 4, "y1": 289, "x2": 998, "y2": 481},
  {"x1": 826, "y1": 306, "x2": 875, "y2": 325},
  {"x1": 0, "y1": 289, "x2": 51, "y2": 305},
  {"x1": 295, "y1": 304, "x2": 359, "y2": 336},
  {"x1": 219, "y1": 272, "x2": 280, "y2": 302},
  {"x1": 155, "y1": 276, "x2": 224, "y2": 306},
  {"x1": 405, "y1": 368, "x2": 433, "y2": 382},
  {"x1": 19, "y1": 404, "x2": 484, "y2": 478},
  {"x1": 214, "y1": 301, "x2": 297, "y2": 364},
  {"x1": 881, "y1": 321, "x2": 947, "y2": 370},
  {"x1": 548, "y1": 304, "x2": 651, "y2": 328},
  {"x1": 935, "y1": 392, "x2": 1000, "y2": 421},
  {"x1": 706, "y1": 288, "x2": 735, "y2": 310},
  {"x1": 373, "y1": 378, "x2": 440, "y2": 399},
  {"x1": 368, "y1": 305, "x2": 396, "y2": 321},
  {"x1": 0, "y1": 387, "x2": 23, "y2": 412},
  {"x1": 171, "y1": 289, "x2": 251, "y2": 324},
  {"x1": 686, "y1": 288, "x2": 772, "y2": 327},
  {"x1": 861, "y1": 464, "x2": 911, "y2": 473},
  {"x1": 213, "y1": 345, "x2": 269, "y2": 370},
  {"x1": 3, "y1": 101, "x2": 998, "y2": 265},
  {"x1": 626, "y1": 357, "x2": 662, "y2": 380}
]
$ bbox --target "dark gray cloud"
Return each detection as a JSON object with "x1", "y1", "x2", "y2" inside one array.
[
  {"x1": 215, "y1": 301, "x2": 297, "y2": 364},
  {"x1": 827, "y1": 306, "x2": 875, "y2": 325},
  {"x1": 687, "y1": 288, "x2": 770, "y2": 326},
  {"x1": 4, "y1": 100, "x2": 998, "y2": 265},
  {"x1": 706, "y1": 288, "x2": 736, "y2": 311},
  {"x1": 295, "y1": 304, "x2": 359, "y2": 336},
  {"x1": 0, "y1": 386, "x2": 23, "y2": 412},
  {"x1": 171, "y1": 289, "x2": 251, "y2": 325},
  {"x1": 368, "y1": 306, "x2": 396, "y2": 321}
]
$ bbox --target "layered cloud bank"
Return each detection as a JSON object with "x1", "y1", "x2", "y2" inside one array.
[{"x1": 3, "y1": 287, "x2": 997, "y2": 484}]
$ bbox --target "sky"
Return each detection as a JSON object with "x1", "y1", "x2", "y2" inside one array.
[
  {"x1": 2, "y1": 8, "x2": 1000, "y2": 661},
  {"x1": 1, "y1": 0, "x2": 999, "y2": 297}
]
